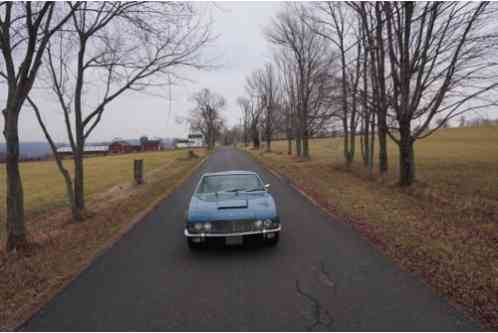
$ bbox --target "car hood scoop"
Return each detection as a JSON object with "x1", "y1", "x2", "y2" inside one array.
[
  {"x1": 188, "y1": 193, "x2": 276, "y2": 221},
  {"x1": 217, "y1": 199, "x2": 248, "y2": 209}
]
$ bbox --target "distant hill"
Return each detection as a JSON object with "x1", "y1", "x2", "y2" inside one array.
[
  {"x1": 0, "y1": 137, "x2": 177, "y2": 159},
  {"x1": 0, "y1": 142, "x2": 53, "y2": 158}
]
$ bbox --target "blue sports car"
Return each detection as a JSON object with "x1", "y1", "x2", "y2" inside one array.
[{"x1": 184, "y1": 170, "x2": 280, "y2": 249}]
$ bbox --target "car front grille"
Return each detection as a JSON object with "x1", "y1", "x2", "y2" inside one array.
[{"x1": 210, "y1": 220, "x2": 257, "y2": 234}]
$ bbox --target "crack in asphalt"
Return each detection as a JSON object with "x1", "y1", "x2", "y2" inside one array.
[
  {"x1": 295, "y1": 270, "x2": 335, "y2": 332},
  {"x1": 318, "y1": 261, "x2": 336, "y2": 289}
]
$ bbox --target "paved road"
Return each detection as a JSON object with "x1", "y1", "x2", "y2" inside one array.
[{"x1": 24, "y1": 147, "x2": 477, "y2": 331}]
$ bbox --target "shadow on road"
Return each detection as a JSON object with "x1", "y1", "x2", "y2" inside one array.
[{"x1": 186, "y1": 241, "x2": 279, "y2": 258}]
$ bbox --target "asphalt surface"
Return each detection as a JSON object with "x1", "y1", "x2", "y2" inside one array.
[{"x1": 23, "y1": 147, "x2": 478, "y2": 331}]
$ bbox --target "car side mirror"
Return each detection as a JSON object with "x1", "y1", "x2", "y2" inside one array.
[{"x1": 264, "y1": 184, "x2": 270, "y2": 191}]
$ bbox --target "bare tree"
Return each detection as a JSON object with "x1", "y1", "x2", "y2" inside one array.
[
  {"x1": 40, "y1": 2, "x2": 212, "y2": 220},
  {"x1": 266, "y1": 4, "x2": 334, "y2": 159},
  {"x1": 0, "y1": 2, "x2": 78, "y2": 251},
  {"x1": 305, "y1": 3, "x2": 357, "y2": 166},
  {"x1": 274, "y1": 51, "x2": 296, "y2": 155},
  {"x1": 359, "y1": 22, "x2": 376, "y2": 178},
  {"x1": 245, "y1": 63, "x2": 279, "y2": 152},
  {"x1": 239, "y1": 93, "x2": 264, "y2": 150},
  {"x1": 219, "y1": 124, "x2": 242, "y2": 146},
  {"x1": 381, "y1": 2, "x2": 498, "y2": 186},
  {"x1": 189, "y1": 88, "x2": 225, "y2": 150},
  {"x1": 237, "y1": 97, "x2": 252, "y2": 147},
  {"x1": 350, "y1": 2, "x2": 390, "y2": 176}
]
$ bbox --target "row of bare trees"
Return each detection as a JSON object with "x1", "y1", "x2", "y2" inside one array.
[
  {"x1": 1, "y1": 2, "x2": 213, "y2": 251},
  {"x1": 239, "y1": 2, "x2": 498, "y2": 187}
]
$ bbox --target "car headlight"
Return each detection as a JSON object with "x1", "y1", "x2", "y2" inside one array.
[
  {"x1": 203, "y1": 222, "x2": 212, "y2": 232},
  {"x1": 194, "y1": 223, "x2": 203, "y2": 232},
  {"x1": 254, "y1": 220, "x2": 263, "y2": 229},
  {"x1": 263, "y1": 219, "x2": 273, "y2": 228}
]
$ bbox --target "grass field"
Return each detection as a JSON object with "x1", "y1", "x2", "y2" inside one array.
[
  {"x1": 249, "y1": 126, "x2": 498, "y2": 329},
  {"x1": 0, "y1": 150, "x2": 192, "y2": 220},
  {"x1": 278, "y1": 126, "x2": 498, "y2": 200}
]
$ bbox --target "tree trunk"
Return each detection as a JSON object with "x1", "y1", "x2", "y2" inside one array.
[
  {"x1": 294, "y1": 114, "x2": 302, "y2": 157},
  {"x1": 302, "y1": 127, "x2": 310, "y2": 160},
  {"x1": 4, "y1": 108, "x2": 27, "y2": 251},
  {"x1": 377, "y1": 119, "x2": 388, "y2": 175},
  {"x1": 30, "y1": 97, "x2": 80, "y2": 221},
  {"x1": 349, "y1": 129, "x2": 356, "y2": 165},
  {"x1": 374, "y1": 3, "x2": 388, "y2": 176},
  {"x1": 251, "y1": 122, "x2": 260, "y2": 149},
  {"x1": 343, "y1": 118, "x2": 351, "y2": 166},
  {"x1": 258, "y1": 127, "x2": 263, "y2": 151},
  {"x1": 347, "y1": 107, "x2": 357, "y2": 168},
  {"x1": 287, "y1": 137, "x2": 292, "y2": 155},
  {"x1": 72, "y1": 38, "x2": 87, "y2": 220},
  {"x1": 208, "y1": 126, "x2": 216, "y2": 150},
  {"x1": 360, "y1": 133, "x2": 365, "y2": 163},
  {"x1": 398, "y1": 129, "x2": 415, "y2": 186},
  {"x1": 368, "y1": 113, "x2": 375, "y2": 178},
  {"x1": 73, "y1": 151, "x2": 85, "y2": 219},
  {"x1": 62, "y1": 168, "x2": 79, "y2": 221},
  {"x1": 295, "y1": 136, "x2": 302, "y2": 157},
  {"x1": 265, "y1": 111, "x2": 272, "y2": 152},
  {"x1": 362, "y1": 115, "x2": 370, "y2": 166},
  {"x1": 244, "y1": 122, "x2": 249, "y2": 147}
]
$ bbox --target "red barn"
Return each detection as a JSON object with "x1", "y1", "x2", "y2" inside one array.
[
  {"x1": 141, "y1": 140, "x2": 161, "y2": 152},
  {"x1": 109, "y1": 141, "x2": 133, "y2": 154}
]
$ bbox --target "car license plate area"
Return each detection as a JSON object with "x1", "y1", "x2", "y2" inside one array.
[{"x1": 225, "y1": 235, "x2": 243, "y2": 245}]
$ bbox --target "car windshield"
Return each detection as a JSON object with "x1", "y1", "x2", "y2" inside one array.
[{"x1": 197, "y1": 174, "x2": 264, "y2": 194}]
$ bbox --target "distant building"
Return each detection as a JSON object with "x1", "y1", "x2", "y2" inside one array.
[
  {"x1": 175, "y1": 139, "x2": 191, "y2": 149},
  {"x1": 187, "y1": 133, "x2": 205, "y2": 147},
  {"x1": 141, "y1": 139, "x2": 161, "y2": 152},
  {"x1": 56, "y1": 144, "x2": 109, "y2": 156},
  {"x1": 175, "y1": 132, "x2": 205, "y2": 149},
  {"x1": 111, "y1": 138, "x2": 163, "y2": 153},
  {"x1": 109, "y1": 141, "x2": 135, "y2": 154}
]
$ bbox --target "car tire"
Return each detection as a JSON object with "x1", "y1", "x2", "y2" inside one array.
[
  {"x1": 266, "y1": 232, "x2": 279, "y2": 246},
  {"x1": 187, "y1": 238, "x2": 204, "y2": 250}
]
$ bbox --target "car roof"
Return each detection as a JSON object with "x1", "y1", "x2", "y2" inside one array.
[{"x1": 201, "y1": 170, "x2": 258, "y2": 177}]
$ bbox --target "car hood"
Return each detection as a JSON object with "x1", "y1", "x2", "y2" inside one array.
[{"x1": 187, "y1": 192, "x2": 277, "y2": 222}]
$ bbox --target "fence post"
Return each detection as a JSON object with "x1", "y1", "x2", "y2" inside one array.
[{"x1": 134, "y1": 159, "x2": 144, "y2": 184}]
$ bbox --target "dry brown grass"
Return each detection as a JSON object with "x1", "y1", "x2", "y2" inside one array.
[
  {"x1": 0, "y1": 149, "x2": 207, "y2": 330},
  {"x1": 249, "y1": 126, "x2": 498, "y2": 329}
]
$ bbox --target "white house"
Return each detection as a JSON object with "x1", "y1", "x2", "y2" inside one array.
[
  {"x1": 175, "y1": 132, "x2": 205, "y2": 149},
  {"x1": 187, "y1": 133, "x2": 205, "y2": 147}
]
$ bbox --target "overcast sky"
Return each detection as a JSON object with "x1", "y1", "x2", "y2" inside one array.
[{"x1": 0, "y1": 2, "x2": 282, "y2": 144}]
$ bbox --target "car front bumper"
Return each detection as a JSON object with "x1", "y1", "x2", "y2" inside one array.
[{"x1": 184, "y1": 225, "x2": 281, "y2": 238}]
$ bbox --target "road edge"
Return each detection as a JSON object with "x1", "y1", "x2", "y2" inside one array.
[{"x1": 13, "y1": 154, "x2": 209, "y2": 331}]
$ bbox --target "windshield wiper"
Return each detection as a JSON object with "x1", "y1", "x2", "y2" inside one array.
[
  {"x1": 244, "y1": 188, "x2": 265, "y2": 192},
  {"x1": 224, "y1": 188, "x2": 245, "y2": 193}
]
